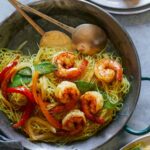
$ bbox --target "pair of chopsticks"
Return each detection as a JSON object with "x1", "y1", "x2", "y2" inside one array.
[{"x1": 8, "y1": 0, "x2": 74, "y2": 36}]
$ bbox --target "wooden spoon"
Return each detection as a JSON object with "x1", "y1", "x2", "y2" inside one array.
[{"x1": 9, "y1": 0, "x2": 107, "y2": 55}]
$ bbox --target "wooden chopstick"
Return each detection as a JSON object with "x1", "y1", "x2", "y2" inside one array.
[
  {"x1": 15, "y1": 0, "x2": 75, "y2": 33},
  {"x1": 8, "y1": 0, "x2": 45, "y2": 36}
]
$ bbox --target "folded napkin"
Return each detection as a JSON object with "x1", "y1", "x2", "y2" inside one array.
[{"x1": 0, "y1": 131, "x2": 23, "y2": 150}]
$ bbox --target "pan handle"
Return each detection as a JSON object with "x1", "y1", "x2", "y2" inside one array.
[{"x1": 124, "y1": 77, "x2": 150, "y2": 135}]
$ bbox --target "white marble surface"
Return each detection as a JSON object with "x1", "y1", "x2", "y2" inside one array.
[{"x1": 0, "y1": 0, "x2": 150, "y2": 150}]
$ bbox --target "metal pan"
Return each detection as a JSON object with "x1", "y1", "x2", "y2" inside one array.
[{"x1": 0, "y1": 0, "x2": 149, "y2": 149}]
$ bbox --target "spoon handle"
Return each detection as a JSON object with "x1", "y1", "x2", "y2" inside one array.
[
  {"x1": 16, "y1": 0, "x2": 75, "y2": 34},
  {"x1": 8, "y1": 0, "x2": 45, "y2": 36}
]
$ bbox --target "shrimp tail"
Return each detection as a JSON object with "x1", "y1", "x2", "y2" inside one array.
[
  {"x1": 82, "y1": 104, "x2": 105, "y2": 125},
  {"x1": 70, "y1": 125, "x2": 83, "y2": 135},
  {"x1": 81, "y1": 99, "x2": 96, "y2": 122},
  {"x1": 95, "y1": 117, "x2": 105, "y2": 124},
  {"x1": 56, "y1": 127, "x2": 83, "y2": 136},
  {"x1": 65, "y1": 99, "x2": 78, "y2": 111},
  {"x1": 116, "y1": 68, "x2": 123, "y2": 81},
  {"x1": 68, "y1": 59, "x2": 88, "y2": 79},
  {"x1": 79, "y1": 59, "x2": 88, "y2": 72},
  {"x1": 55, "y1": 129, "x2": 69, "y2": 136},
  {"x1": 111, "y1": 60, "x2": 123, "y2": 81}
]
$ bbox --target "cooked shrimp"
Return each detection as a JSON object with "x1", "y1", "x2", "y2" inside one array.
[
  {"x1": 55, "y1": 81, "x2": 80, "y2": 104},
  {"x1": 52, "y1": 51, "x2": 88, "y2": 79},
  {"x1": 94, "y1": 58, "x2": 123, "y2": 83},
  {"x1": 50, "y1": 81, "x2": 80, "y2": 114},
  {"x1": 80, "y1": 91, "x2": 104, "y2": 124},
  {"x1": 62, "y1": 109, "x2": 86, "y2": 135}
]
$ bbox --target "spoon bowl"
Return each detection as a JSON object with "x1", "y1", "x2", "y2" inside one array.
[
  {"x1": 72, "y1": 24, "x2": 107, "y2": 55},
  {"x1": 40, "y1": 30, "x2": 72, "y2": 50}
]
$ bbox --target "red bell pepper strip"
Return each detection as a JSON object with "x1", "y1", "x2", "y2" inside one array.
[
  {"x1": 1, "y1": 68, "x2": 17, "y2": 98},
  {"x1": 37, "y1": 95, "x2": 62, "y2": 129},
  {"x1": 0, "y1": 56, "x2": 19, "y2": 83},
  {"x1": 0, "y1": 57, "x2": 35, "y2": 128},
  {"x1": 0, "y1": 57, "x2": 19, "y2": 98},
  {"x1": 13, "y1": 102, "x2": 35, "y2": 128},
  {"x1": 7, "y1": 87, "x2": 35, "y2": 128},
  {"x1": 7, "y1": 87, "x2": 35, "y2": 103},
  {"x1": 32, "y1": 71, "x2": 62, "y2": 129},
  {"x1": 32, "y1": 71, "x2": 39, "y2": 104}
]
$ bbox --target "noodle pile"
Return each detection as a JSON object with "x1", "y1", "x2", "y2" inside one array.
[{"x1": 0, "y1": 46, "x2": 130, "y2": 143}]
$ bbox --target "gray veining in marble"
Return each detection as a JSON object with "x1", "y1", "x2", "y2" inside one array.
[{"x1": 0, "y1": 0, "x2": 150, "y2": 150}]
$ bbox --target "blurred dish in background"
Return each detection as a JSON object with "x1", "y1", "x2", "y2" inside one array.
[
  {"x1": 120, "y1": 134, "x2": 150, "y2": 150},
  {"x1": 88, "y1": 0, "x2": 150, "y2": 15}
]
